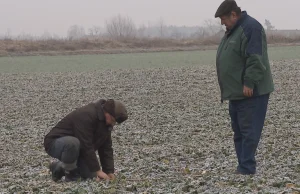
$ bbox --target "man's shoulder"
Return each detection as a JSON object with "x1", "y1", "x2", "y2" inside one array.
[
  {"x1": 65, "y1": 99, "x2": 106, "y2": 122},
  {"x1": 72, "y1": 102, "x2": 95, "y2": 113},
  {"x1": 239, "y1": 14, "x2": 265, "y2": 41},
  {"x1": 67, "y1": 102, "x2": 98, "y2": 120},
  {"x1": 241, "y1": 15, "x2": 263, "y2": 31}
]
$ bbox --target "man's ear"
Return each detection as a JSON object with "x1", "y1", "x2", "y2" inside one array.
[{"x1": 231, "y1": 11, "x2": 237, "y2": 18}]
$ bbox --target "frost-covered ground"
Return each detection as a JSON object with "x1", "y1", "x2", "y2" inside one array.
[{"x1": 0, "y1": 60, "x2": 299, "y2": 193}]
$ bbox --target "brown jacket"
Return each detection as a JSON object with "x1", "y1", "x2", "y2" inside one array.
[{"x1": 44, "y1": 99, "x2": 114, "y2": 173}]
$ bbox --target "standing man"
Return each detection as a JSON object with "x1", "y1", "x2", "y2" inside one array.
[
  {"x1": 215, "y1": 0, "x2": 274, "y2": 175},
  {"x1": 44, "y1": 99, "x2": 128, "y2": 181}
]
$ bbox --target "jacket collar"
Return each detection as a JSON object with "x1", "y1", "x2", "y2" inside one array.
[
  {"x1": 226, "y1": 11, "x2": 248, "y2": 36},
  {"x1": 94, "y1": 99, "x2": 106, "y2": 122}
]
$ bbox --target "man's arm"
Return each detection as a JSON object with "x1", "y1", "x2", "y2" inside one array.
[
  {"x1": 72, "y1": 121, "x2": 101, "y2": 172},
  {"x1": 243, "y1": 27, "x2": 267, "y2": 90},
  {"x1": 98, "y1": 134, "x2": 114, "y2": 174}
]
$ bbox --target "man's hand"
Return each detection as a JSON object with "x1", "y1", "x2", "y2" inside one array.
[
  {"x1": 96, "y1": 170, "x2": 110, "y2": 181},
  {"x1": 107, "y1": 173, "x2": 115, "y2": 180},
  {"x1": 243, "y1": 86, "x2": 253, "y2": 97}
]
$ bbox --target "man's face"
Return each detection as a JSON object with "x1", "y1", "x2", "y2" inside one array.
[{"x1": 220, "y1": 12, "x2": 238, "y2": 30}]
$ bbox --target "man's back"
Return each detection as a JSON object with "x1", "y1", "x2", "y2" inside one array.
[{"x1": 44, "y1": 100, "x2": 107, "y2": 151}]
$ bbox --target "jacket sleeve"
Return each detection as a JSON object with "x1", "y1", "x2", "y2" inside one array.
[
  {"x1": 243, "y1": 28, "x2": 267, "y2": 89},
  {"x1": 98, "y1": 134, "x2": 114, "y2": 174},
  {"x1": 72, "y1": 118, "x2": 100, "y2": 172}
]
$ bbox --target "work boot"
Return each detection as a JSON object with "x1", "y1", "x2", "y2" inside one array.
[
  {"x1": 65, "y1": 168, "x2": 81, "y2": 182},
  {"x1": 49, "y1": 161, "x2": 65, "y2": 182}
]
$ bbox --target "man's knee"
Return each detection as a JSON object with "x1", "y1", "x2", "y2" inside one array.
[
  {"x1": 63, "y1": 136, "x2": 80, "y2": 151},
  {"x1": 57, "y1": 136, "x2": 80, "y2": 164}
]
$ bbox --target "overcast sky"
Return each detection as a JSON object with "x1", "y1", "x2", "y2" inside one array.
[{"x1": 0, "y1": 0, "x2": 299, "y2": 37}]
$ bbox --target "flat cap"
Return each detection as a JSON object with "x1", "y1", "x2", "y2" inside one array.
[
  {"x1": 215, "y1": 0, "x2": 238, "y2": 18},
  {"x1": 103, "y1": 99, "x2": 128, "y2": 124}
]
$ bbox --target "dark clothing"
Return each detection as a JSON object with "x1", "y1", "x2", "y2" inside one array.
[
  {"x1": 46, "y1": 136, "x2": 80, "y2": 165},
  {"x1": 46, "y1": 136, "x2": 96, "y2": 179},
  {"x1": 215, "y1": 6, "x2": 274, "y2": 175},
  {"x1": 44, "y1": 99, "x2": 114, "y2": 173},
  {"x1": 216, "y1": 11, "x2": 274, "y2": 101},
  {"x1": 77, "y1": 155, "x2": 97, "y2": 179},
  {"x1": 229, "y1": 94, "x2": 269, "y2": 174}
]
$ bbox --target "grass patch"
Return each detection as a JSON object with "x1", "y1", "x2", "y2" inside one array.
[{"x1": 0, "y1": 46, "x2": 300, "y2": 73}]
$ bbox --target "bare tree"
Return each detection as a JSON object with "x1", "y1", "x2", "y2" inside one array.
[
  {"x1": 41, "y1": 31, "x2": 52, "y2": 40},
  {"x1": 67, "y1": 25, "x2": 85, "y2": 40},
  {"x1": 4, "y1": 29, "x2": 12, "y2": 40},
  {"x1": 158, "y1": 18, "x2": 166, "y2": 38},
  {"x1": 106, "y1": 14, "x2": 136, "y2": 40},
  {"x1": 16, "y1": 33, "x2": 36, "y2": 40},
  {"x1": 137, "y1": 24, "x2": 147, "y2": 38},
  {"x1": 190, "y1": 27, "x2": 209, "y2": 39},
  {"x1": 88, "y1": 26, "x2": 103, "y2": 36},
  {"x1": 171, "y1": 28, "x2": 183, "y2": 39},
  {"x1": 52, "y1": 33, "x2": 61, "y2": 40},
  {"x1": 204, "y1": 19, "x2": 223, "y2": 36},
  {"x1": 264, "y1": 19, "x2": 275, "y2": 31}
]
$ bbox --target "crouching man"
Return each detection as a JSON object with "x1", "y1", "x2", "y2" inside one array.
[{"x1": 44, "y1": 99, "x2": 128, "y2": 182}]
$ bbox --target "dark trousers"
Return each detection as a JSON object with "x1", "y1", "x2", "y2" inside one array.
[
  {"x1": 229, "y1": 94, "x2": 270, "y2": 174},
  {"x1": 46, "y1": 136, "x2": 96, "y2": 179}
]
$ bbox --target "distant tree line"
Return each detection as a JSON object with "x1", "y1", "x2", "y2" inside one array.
[
  {"x1": 67, "y1": 15, "x2": 224, "y2": 41},
  {"x1": 0, "y1": 15, "x2": 225, "y2": 41},
  {"x1": 2, "y1": 15, "x2": 298, "y2": 42}
]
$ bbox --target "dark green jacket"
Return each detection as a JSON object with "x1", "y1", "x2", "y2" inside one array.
[{"x1": 216, "y1": 11, "x2": 274, "y2": 101}]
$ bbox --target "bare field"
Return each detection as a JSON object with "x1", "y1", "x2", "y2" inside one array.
[{"x1": 0, "y1": 50, "x2": 299, "y2": 193}]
